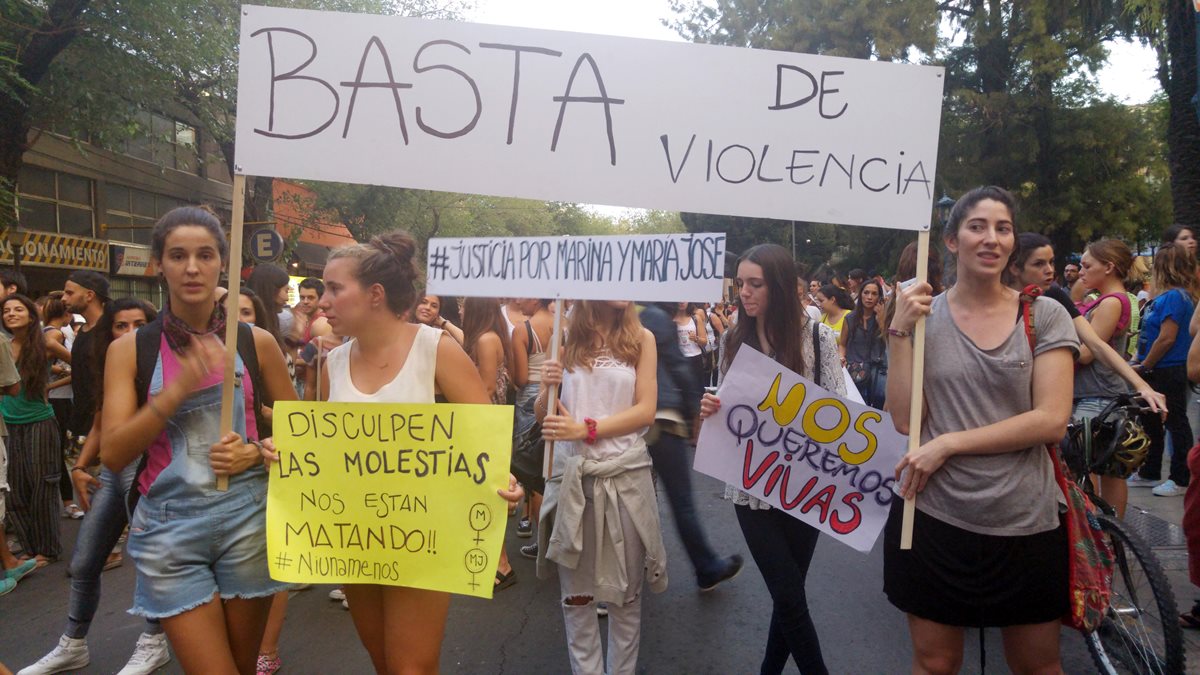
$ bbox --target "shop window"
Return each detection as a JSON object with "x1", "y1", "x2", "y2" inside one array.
[
  {"x1": 16, "y1": 166, "x2": 96, "y2": 237},
  {"x1": 106, "y1": 186, "x2": 177, "y2": 245},
  {"x1": 117, "y1": 112, "x2": 201, "y2": 175}
]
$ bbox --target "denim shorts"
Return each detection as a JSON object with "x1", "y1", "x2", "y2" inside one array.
[{"x1": 126, "y1": 481, "x2": 290, "y2": 619}]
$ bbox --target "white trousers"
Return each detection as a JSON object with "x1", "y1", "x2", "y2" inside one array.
[{"x1": 557, "y1": 477, "x2": 646, "y2": 675}]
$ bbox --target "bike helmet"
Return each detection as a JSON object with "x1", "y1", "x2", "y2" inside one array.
[{"x1": 1092, "y1": 405, "x2": 1151, "y2": 479}]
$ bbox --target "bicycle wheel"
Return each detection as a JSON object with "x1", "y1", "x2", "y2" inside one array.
[{"x1": 1085, "y1": 514, "x2": 1184, "y2": 674}]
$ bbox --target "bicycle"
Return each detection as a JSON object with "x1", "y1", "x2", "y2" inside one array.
[{"x1": 1064, "y1": 394, "x2": 1185, "y2": 674}]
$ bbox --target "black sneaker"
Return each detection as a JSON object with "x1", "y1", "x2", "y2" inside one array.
[
  {"x1": 520, "y1": 543, "x2": 538, "y2": 560},
  {"x1": 516, "y1": 517, "x2": 532, "y2": 538},
  {"x1": 698, "y1": 555, "x2": 744, "y2": 592}
]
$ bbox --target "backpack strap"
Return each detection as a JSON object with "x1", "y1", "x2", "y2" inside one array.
[
  {"x1": 134, "y1": 319, "x2": 164, "y2": 409},
  {"x1": 812, "y1": 321, "x2": 823, "y2": 388},
  {"x1": 1019, "y1": 284, "x2": 1041, "y2": 352},
  {"x1": 129, "y1": 318, "x2": 164, "y2": 514},
  {"x1": 237, "y1": 322, "x2": 270, "y2": 439}
]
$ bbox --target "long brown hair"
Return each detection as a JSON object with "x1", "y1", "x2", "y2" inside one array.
[
  {"x1": 2, "y1": 294, "x2": 49, "y2": 400},
  {"x1": 1153, "y1": 242, "x2": 1200, "y2": 300},
  {"x1": 722, "y1": 244, "x2": 809, "y2": 378},
  {"x1": 462, "y1": 297, "x2": 513, "y2": 369},
  {"x1": 562, "y1": 301, "x2": 642, "y2": 370}
]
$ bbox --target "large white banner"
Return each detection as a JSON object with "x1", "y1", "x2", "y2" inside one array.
[
  {"x1": 235, "y1": 6, "x2": 944, "y2": 231},
  {"x1": 425, "y1": 232, "x2": 725, "y2": 301},
  {"x1": 695, "y1": 346, "x2": 907, "y2": 553}
]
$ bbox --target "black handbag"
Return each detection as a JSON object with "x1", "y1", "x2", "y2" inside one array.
[
  {"x1": 510, "y1": 320, "x2": 547, "y2": 493},
  {"x1": 511, "y1": 418, "x2": 545, "y2": 494}
]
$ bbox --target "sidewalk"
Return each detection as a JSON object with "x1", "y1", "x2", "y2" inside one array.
[{"x1": 1123, "y1": 481, "x2": 1200, "y2": 670}]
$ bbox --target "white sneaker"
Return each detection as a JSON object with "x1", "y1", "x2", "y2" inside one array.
[
  {"x1": 1153, "y1": 479, "x2": 1185, "y2": 497},
  {"x1": 1127, "y1": 474, "x2": 1159, "y2": 487},
  {"x1": 328, "y1": 587, "x2": 345, "y2": 601},
  {"x1": 116, "y1": 632, "x2": 171, "y2": 675},
  {"x1": 17, "y1": 636, "x2": 89, "y2": 675}
]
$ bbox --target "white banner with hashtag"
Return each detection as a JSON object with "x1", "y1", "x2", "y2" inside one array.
[{"x1": 425, "y1": 232, "x2": 726, "y2": 302}]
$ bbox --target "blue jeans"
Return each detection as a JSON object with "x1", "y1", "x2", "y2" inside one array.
[
  {"x1": 66, "y1": 464, "x2": 160, "y2": 638},
  {"x1": 646, "y1": 429, "x2": 723, "y2": 582},
  {"x1": 127, "y1": 362, "x2": 287, "y2": 619}
]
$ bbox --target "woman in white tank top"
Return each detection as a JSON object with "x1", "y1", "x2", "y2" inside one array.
[
  {"x1": 537, "y1": 300, "x2": 664, "y2": 675},
  {"x1": 268, "y1": 231, "x2": 523, "y2": 675}
]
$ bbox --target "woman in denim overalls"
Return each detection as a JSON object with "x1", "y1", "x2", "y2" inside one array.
[{"x1": 100, "y1": 207, "x2": 298, "y2": 674}]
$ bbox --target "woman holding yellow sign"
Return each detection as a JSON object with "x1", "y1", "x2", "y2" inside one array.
[
  {"x1": 100, "y1": 206, "x2": 299, "y2": 675},
  {"x1": 277, "y1": 230, "x2": 523, "y2": 675}
]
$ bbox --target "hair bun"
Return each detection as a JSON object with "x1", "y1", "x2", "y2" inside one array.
[{"x1": 370, "y1": 231, "x2": 416, "y2": 265}]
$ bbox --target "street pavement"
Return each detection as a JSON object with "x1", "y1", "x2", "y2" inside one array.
[{"x1": 4, "y1": 469, "x2": 1100, "y2": 674}]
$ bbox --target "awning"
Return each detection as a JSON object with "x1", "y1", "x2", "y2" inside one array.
[{"x1": 293, "y1": 241, "x2": 331, "y2": 269}]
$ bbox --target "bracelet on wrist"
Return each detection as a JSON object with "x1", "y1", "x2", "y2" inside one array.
[
  {"x1": 584, "y1": 418, "x2": 598, "y2": 445},
  {"x1": 71, "y1": 466, "x2": 89, "y2": 474},
  {"x1": 887, "y1": 327, "x2": 912, "y2": 338}
]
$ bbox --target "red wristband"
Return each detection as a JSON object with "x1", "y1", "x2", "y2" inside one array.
[{"x1": 584, "y1": 418, "x2": 598, "y2": 445}]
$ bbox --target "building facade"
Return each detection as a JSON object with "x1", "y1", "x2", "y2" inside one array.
[
  {"x1": 13, "y1": 112, "x2": 232, "y2": 304},
  {"x1": 12, "y1": 117, "x2": 356, "y2": 306}
]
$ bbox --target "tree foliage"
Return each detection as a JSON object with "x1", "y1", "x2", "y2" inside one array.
[
  {"x1": 302, "y1": 181, "x2": 617, "y2": 251},
  {"x1": 1, "y1": 0, "x2": 472, "y2": 229},
  {"x1": 669, "y1": 0, "x2": 1178, "y2": 273}
]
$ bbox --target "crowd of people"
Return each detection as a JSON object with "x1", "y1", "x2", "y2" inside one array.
[{"x1": 2, "y1": 194, "x2": 1200, "y2": 674}]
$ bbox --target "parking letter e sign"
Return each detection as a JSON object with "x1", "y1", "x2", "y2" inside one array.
[{"x1": 251, "y1": 228, "x2": 284, "y2": 263}]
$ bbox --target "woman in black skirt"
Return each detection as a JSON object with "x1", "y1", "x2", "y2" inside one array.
[{"x1": 885, "y1": 186, "x2": 1079, "y2": 673}]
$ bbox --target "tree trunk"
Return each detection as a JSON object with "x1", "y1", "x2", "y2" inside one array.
[
  {"x1": 972, "y1": 0, "x2": 1014, "y2": 185},
  {"x1": 0, "y1": 109, "x2": 31, "y2": 229},
  {"x1": 1164, "y1": 0, "x2": 1200, "y2": 225}
]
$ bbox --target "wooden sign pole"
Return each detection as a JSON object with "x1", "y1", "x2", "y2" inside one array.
[
  {"x1": 542, "y1": 297, "x2": 565, "y2": 480},
  {"x1": 900, "y1": 229, "x2": 931, "y2": 549},
  {"x1": 217, "y1": 173, "x2": 248, "y2": 492}
]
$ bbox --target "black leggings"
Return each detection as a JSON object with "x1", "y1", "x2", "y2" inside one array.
[
  {"x1": 735, "y1": 505, "x2": 829, "y2": 675},
  {"x1": 1139, "y1": 365, "x2": 1192, "y2": 486}
]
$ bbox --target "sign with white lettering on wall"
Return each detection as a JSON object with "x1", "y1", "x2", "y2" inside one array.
[{"x1": 234, "y1": 6, "x2": 944, "y2": 231}]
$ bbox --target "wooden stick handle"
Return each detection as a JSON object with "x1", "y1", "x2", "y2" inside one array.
[
  {"x1": 542, "y1": 298, "x2": 565, "y2": 481},
  {"x1": 900, "y1": 229, "x2": 931, "y2": 550},
  {"x1": 217, "y1": 174, "x2": 247, "y2": 492}
]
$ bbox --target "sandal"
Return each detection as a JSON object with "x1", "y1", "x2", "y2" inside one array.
[
  {"x1": 257, "y1": 651, "x2": 282, "y2": 675},
  {"x1": 494, "y1": 569, "x2": 517, "y2": 591}
]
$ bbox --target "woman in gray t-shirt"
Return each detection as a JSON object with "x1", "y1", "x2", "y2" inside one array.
[{"x1": 883, "y1": 187, "x2": 1079, "y2": 674}]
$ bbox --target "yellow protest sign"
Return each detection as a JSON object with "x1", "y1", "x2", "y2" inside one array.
[{"x1": 267, "y1": 401, "x2": 514, "y2": 599}]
